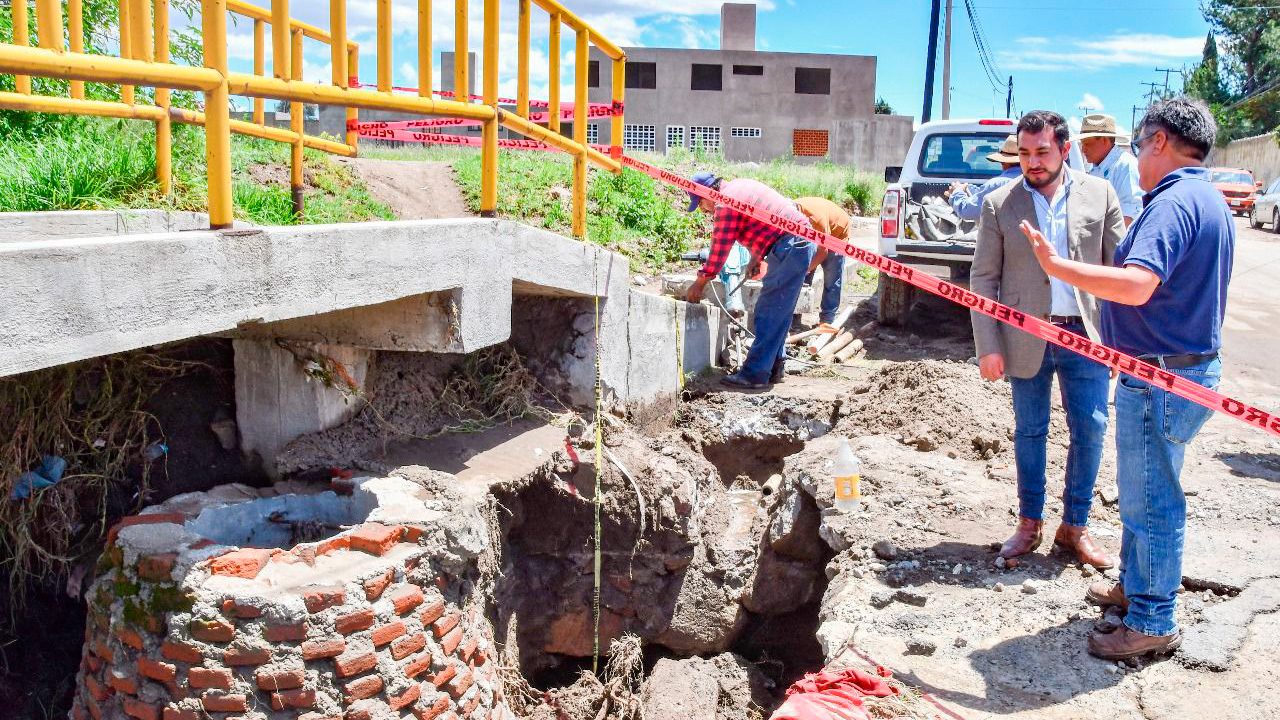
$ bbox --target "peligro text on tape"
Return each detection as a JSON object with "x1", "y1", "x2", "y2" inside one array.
[
  {"x1": 613, "y1": 153, "x2": 1280, "y2": 439},
  {"x1": 348, "y1": 102, "x2": 620, "y2": 132},
  {"x1": 345, "y1": 80, "x2": 625, "y2": 117}
]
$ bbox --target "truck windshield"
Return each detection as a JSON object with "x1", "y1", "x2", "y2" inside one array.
[
  {"x1": 917, "y1": 133, "x2": 1011, "y2": 180},
  {"x1": 1211, "y1": 170, "x2": 1253, "y2": 185}
]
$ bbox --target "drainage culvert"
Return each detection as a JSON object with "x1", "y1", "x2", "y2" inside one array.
[{"x1": 72, "y1": 476, "x2": 509, "y2": 720}]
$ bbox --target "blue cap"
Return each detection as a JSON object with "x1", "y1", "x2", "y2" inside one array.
[{"x1": 687, "y1": 171, "x2": 718, "y2": 212}]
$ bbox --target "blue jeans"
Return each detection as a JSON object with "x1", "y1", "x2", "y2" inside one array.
[
  {"x1": 739, "y1": 234, "x2": 815, "y2": 383},
  {"x1": 1115, "y1": 357, "x2": 1220, "y2": 637},
  {"x1": 1008, "y1": 326, "x2": 1110, "y2": 526},
  {"x1": 816, "y1": 252, "x2": 844, "y2": 323}
]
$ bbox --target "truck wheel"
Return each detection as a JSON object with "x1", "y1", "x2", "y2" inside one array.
[{"x1": 877, "y1": 272, "x2": 914, "y2": 326}]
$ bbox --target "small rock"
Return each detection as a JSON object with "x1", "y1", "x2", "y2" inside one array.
[
  {"x1": 1103, "y1": 566, "x2": 1120, "y2": 581},
  {"x1": 1107, "y1": 665, "x2": 1123, "y2": 675},
  {"x1": 953, "y1": 637, "x2": 968, "y2": 648},
  {"x1": 868, "y1": 562, "x2": 886, "y2": 573},
  {"x1": 660, "y1": 446, "x2": 678, "y2": 457},
  {"x1": 967, "y1": 356, "x2": 979, "y2": 366},
  {"x1": 1021, "y1": 579, "x2": 1042, "y2": 595},
  {"x1": 904, "y1": 637, "x2": 936, "y2": 656},
  {"x1": 992, "y1": 582, "x2": 1005, "y2": 593},
  {"x1": 1183, "y1": 488, "x2": 1199, "y2": 497},
  {"x1": 870, "y1": 590, "x2": 896, "y2": 609},
  {"x1": 1069, "y1": 611, "x2": 1085, "y2": 621},
  {"x1": 632, "y1": 275, "x2": 648, "y2": 287},
  {"x1": 952, "y1": 563, "x2": 963, "y2": 575},
  {"x1": 994, "y1": 556, "x2": 1008, "y2": 570},
  {"x1": 894, "y1": 590, "x2": 928, "y2": 607},
  {"x1": 1081, "y1": 564, "x2": 1098, "y2": 578},
  {"x1": 872, "y1": 540, "x2": 899, "y2": 561}
]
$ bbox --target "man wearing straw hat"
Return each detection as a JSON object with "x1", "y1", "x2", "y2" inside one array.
[
  {"x1": 1077, "y1": 113, "x2": 1143, "y2": 226},
  {"x1": 946, "y1": 134, "x2": 1023, "y2": 221}
]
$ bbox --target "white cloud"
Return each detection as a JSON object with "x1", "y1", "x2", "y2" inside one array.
[
  {"x1": 1076, "y1": 93, "x2": 1103, "y2": 112},
  {"x1": 1000, "y1": 33, "x2": 1202, "y2": 72}
]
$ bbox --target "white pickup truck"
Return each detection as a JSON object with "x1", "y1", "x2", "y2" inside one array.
[{"x1": 876, "y1": 118, "x2": 1018, "y2": 325}]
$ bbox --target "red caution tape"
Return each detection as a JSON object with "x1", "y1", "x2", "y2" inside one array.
[
  {"x1": 348, "y1": 101, "x2": 620, "y2": 132},
  {"x1": 347, "y1": 125, "x2": 1277, "y2": 439},
  {"x1": 611, "y1": 153, "x2": 1280, "y2": 439}
]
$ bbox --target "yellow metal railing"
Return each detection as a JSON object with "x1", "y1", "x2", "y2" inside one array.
[{"x1": 0, "y1": 0, "x2": 626, "y2": 235}]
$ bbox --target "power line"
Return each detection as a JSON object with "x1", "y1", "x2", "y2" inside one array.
[{"x1": 961, "y1": 0, "x2": 1005, "y2": 94}]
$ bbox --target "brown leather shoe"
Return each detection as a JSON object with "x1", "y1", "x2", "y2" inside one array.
[
  {"x1": 1088, "y1": 626, "x2": 1181, "y2": 660},
  {"x1": 999, "y1": 517, "x2": 1043, "y2": 559},
  {"x1": 1053, "y1": 524, "x2": 1116, "y2": 570},
  {"x1": 1085, "y1": 581, "x2": 1130, "y2": 610}
]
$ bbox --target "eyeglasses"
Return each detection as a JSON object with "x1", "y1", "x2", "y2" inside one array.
[{"x1": 1132, "y1": 131, "x2": 1157, "y2": 154}]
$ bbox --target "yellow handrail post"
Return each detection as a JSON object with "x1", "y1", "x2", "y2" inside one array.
[
  {"x1": 35, "y1": 0, "x2": 63, "y2": 51},
  {"x1": 329, "y1": 0, "x2": 346, "y2": 87},
  {"x1": 155, "y1": 0, "x2": 172, "y2": 196},
  {"x1": 290, "y1": 27, "x2": 304, "y2": 220},
  {"x1": 253, "y1": 18, "x2": 265, "y2": 124},
  {"x1": 453, "y1": 0, "x2": 467, "y2": 102},
  {"x1": 118, "y1": 0, "x2": 132, "y2": 103},
  {"x1": 572, "y1": 27, "x2": 587, "y2": 238},
  {"x1": 611, "y1": 57, "x2": 624, "y2": 160},
  {"x1": 377, "y1": 0, "x2": 390, "y2": 92},
  {"x1": 271, "y1": 0, "x2": 289, "y2": 80},
  {"x1": 202, "y1": 0, "x2": 233, "y2": 229},
  {"x1": 516, "y1": 0, "x2": 529, "y2": 117},
  {"x1": 68, "y1": 0, "x2": 84, "y2": 98},
  {"x1": 346, "y1": 43, "x2": 358, "y2": 151},
  {"x1": 129, "y1": 0, "x2": 150, "y2": 61},
  {"x1": 13, "y1": 0, "x2": 31, "y2": 94},
  {"x1": 548, "y1": 13, "x2": 559, "y2": 134},
  {"x1": 417, "y1": 0, "x2": 431, "y2": 98},
  {"x1": 479, "y1": 0, "x2": 498, "y2": 217}
]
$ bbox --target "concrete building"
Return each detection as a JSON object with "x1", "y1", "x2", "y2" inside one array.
[{"x1": 585, "y1": 3, "x2": 913, "y2": 170}]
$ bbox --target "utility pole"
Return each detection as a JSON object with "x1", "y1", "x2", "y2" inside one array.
[
  {"x1": 1141, "y1": 81, "x2": 1162, "y2": 107},
  {"x1": 1006, "y1": 76, "x2": 1013, "y2": 118},
  {"x1": 1131, "y1": 105, "x2": 1141, "y2": 135},
  {"x1": 1155, "y1": 67, "x2": 1179, "y2": 96},
  {"x1": 941, "y1": 0, "x2": 953, "y2": 119},
  {"x1": 922, "y1": 0, "x2": 941, "y2": 123}
]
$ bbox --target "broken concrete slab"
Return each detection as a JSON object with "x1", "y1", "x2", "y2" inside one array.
[{"x1": 1179, "y1": 577, "x2": 1280, "y2": 671}]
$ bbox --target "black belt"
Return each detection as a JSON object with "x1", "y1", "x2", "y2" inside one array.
[
  {"x1": 1048, "y1": 315, "x2": 1082, "y2": 325},
  {"x1": 1138, "y1": 352, "x2": 1218, "y2": 369}
]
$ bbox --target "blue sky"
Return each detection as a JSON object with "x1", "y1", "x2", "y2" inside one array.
[{"x1": 222, "y1": 0, "x2": 1212, "y2": 135}]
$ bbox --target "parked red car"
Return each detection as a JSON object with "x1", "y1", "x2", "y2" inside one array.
[{"x1": 1210, "y1": 167, "x2": 1263, "y2": 216}]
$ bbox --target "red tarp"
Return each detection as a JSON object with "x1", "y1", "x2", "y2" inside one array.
[{"x1": 770, "y1": 667, "x2": 900, "y2": 720}]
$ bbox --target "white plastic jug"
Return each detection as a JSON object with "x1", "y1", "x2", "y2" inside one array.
[{"x1": 832, "y1": 437, "x2": 861, "y2": 513}]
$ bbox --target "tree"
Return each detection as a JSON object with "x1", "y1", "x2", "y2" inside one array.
[
  {"x1": 875, "y1": 97, "x2": 894, "y2": 115},
  {"x1": 1184, "y1": 33, "x2": 1228, "y2": 106},
  {"x1": 1199, "y1": 0, "x2": 1280, "y2": 142}
]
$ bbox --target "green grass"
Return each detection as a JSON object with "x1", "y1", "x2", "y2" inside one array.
[{"x1": 0, "y1": 116, "x2": 392, "y2": 226}]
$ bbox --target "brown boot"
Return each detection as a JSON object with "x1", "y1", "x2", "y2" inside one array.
[
  {"x1": 1054, "y1": 524, "x2": 1116, "y2": 570},
  {"x1": 1088, "y1": 626, "x2": 1181, "y2": 660},
  {"x1": 1086, "y1": 581, "x2": 1130, "y2": 610},
  {"x1": 999, "y1": 517, "x2": 1043, "y2": 559}
]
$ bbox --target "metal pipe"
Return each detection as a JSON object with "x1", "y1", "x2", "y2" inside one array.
[
  {"x1": 453, "y1": 0, "x2": 467, "y2": 102},
  {"x1": 572, "y1": 26, "x2": 587, "y2": 237},
  {"x1": 202, "y1": 0, "x2": 234, "y2": 229},
  {"x1": 35, "y1": 0, "x2": 63, "y2": 51},
  {"x1": 118, "y1": 0, "x2": 131, "y2": 102},
  {"x1": 547, "y1": 13, "x2": 559, "y2": 133},
  {"x1": 480, "y1": 0, "x2": 498, "y2": 216},
  {"x1": 0, "y1": 91, "x2": 166, "y2": 119},
  {"x1": 271, "y1": 0, "x2": 290, "y2": 80},
  {"x1": 345, "y1": 44, "x2": 358, "y2": 150},
  {"x1": 253, "y1": 18, "x2": 265, "y2": 124},
  {"x1": 68, "y1": 0, "x2": 84, "y2": 97},
  {"x1": 499, "y1": 110, "x2": 618, "y2": 172},
  {"x1": 290, "y1": 28, "x2": 304, "y2": 220},
  {"x1": 130, "y1": 0, "x2": 151, "y2": 62},
  {"x1": 155, "y1": 0, "x2": 172, "y2": 196},
  {"x1": 226, "y1": 73, "x2": 496, "y2": 120},
  {"x1": 0, "y1": 44, "x2": 223, "y2": 90},
  {"x1": 169, "y1": 104, "x2": 353, "y2": 154},
  {"x1": 13, "y1": 0, "x2": 32, "y2": 94},
  {"x1": 329, "y1": 0, "x2": 347, "y2": 87},
  {"x1": 417, "y1": 0, "x2": 431, "y2": 98},
  {"x1": 516, "y1": 0, "x2": 529, "y2": 117},
  {"x1": 377, "y1": 0, "x2": 391, "y2": 92},
  {"x1": 528, "y1": 0, "x2": 623, "y2": 60},
  {"x1": 227, "y1": 0, "x2": 332, "y2": 43},
  {"x1": 610, "y1": 56, "x2": 624, "y2": 157}
]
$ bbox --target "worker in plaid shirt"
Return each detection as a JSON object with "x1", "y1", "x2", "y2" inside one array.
[{"x1": 685, "y1": 172, "x2": 815, "y2": 388}]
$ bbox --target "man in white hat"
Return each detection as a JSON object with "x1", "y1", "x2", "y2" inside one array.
[
  {"x1": 946, "y1": 134, "x2": 1023, "y2": 221},
  {"x1": 1078, "y1": 113, "x2": 1143, "y2": 226}
]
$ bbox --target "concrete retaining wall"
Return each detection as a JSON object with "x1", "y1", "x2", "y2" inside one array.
[
  {"x1": 0, "y1": 209, "x2": 229, "y2": 242},
  {"x1": 1208, "y1": 132, "x2": 1280, "y2": 187}
]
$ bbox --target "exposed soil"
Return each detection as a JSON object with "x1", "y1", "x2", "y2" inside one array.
[{"x1": 337, "y1": 157, "x2": 471, "y2": 219}]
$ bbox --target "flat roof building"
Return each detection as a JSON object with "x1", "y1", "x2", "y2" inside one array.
[{"x1": 585, "y1": 3, "x2": 912, "y2": 170}]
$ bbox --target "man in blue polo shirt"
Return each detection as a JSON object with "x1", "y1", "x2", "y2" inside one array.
[{"x1": 1020, "y1": 96, "x2": 1233, "y2": 661}]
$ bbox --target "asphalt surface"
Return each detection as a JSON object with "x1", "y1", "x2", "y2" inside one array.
[{"x1": 1218, "y1": 215, "x2": 1280, "y2": 417}]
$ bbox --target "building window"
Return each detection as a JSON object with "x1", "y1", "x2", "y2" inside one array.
[
  {"x1": 731, "y1": 127, "x2": 761, "y2": 138},
  {"x1": 625, "y1": 62, "x2": 656, "y2": 89},
  {"x1": 588, "y1": 60, "x2": 600, "y2": 88},
  {"x1": 587, "y1": 123, "x2": 599, "y2": 145},
  {"x1": 795, "y1": 67, "x2": 831, "y2": 95},
  {"x1": 792, "y1": 129, "x2": 829, "y2": 157},
  {"x1": 732, "y1": 65, "x2": 764, "y2": 76},
  {"x1": 689, "y1": 126, "x2": 722, "y2": 152},
  {"x1": 667, "y1": 126, "x2": 685, "y2": 151},
  {"x1": 691, "y1": 63, "x2": 723, "y2": 91},
  {"x1": 623, "y1": 124, "x2": 656, "y2": 152}
]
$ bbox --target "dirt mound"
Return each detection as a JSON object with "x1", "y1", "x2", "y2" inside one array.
[{"x1": 838, "y1": 359, "x2": 1055, "y2": 460}]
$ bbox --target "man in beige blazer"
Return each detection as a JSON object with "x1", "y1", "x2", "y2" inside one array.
[{"x1": 971, "y1": 110, "x2": 1126, "y2": 569}]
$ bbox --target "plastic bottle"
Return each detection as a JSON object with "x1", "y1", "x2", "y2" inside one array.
[{"x1": 832, "y1": 437, "x2": 862, "y2": 513}]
